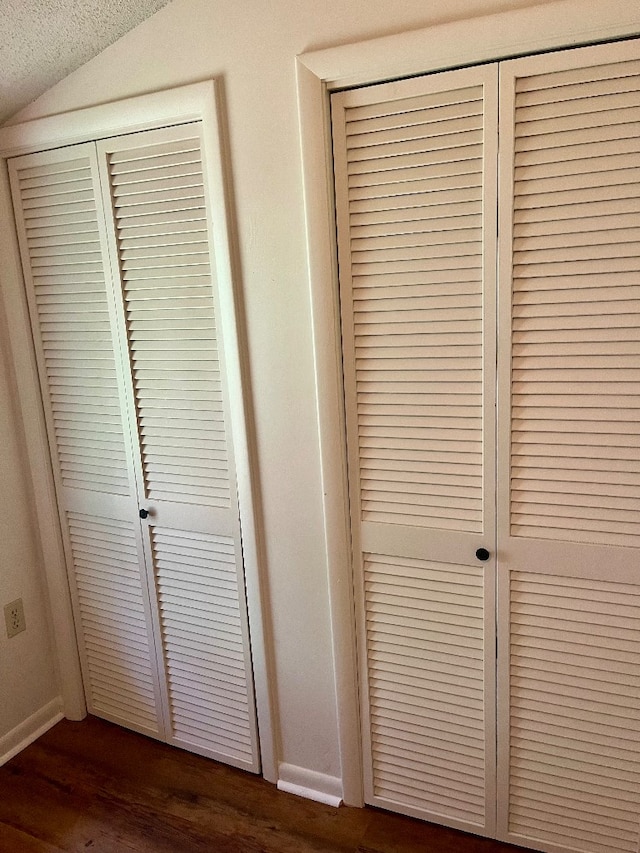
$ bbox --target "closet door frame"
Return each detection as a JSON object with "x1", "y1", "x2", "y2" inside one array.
[
  {"x1": 0, "y1": 81, "x2": 277, "y2": 783},
  {"x1": 295, "y1": 0, "x2": 640, "y2": 808}
]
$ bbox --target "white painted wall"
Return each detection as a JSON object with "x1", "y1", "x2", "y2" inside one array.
[
  {"x1": 0, "y1": 314, "x2": 60, "y2": 746},
  {"x1": 3, "y1": 0, "x2": 563, "y2": 781}
]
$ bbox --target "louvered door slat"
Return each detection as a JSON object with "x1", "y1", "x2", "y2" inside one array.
[
  {"x1": 498, "y1": 40, "x2": 640, "y2": 853},
  {"x1": 333, "y1": 65, "x2": 497, "y2": 835},
  {"x1": 9, "y1": 146, "x2": 167, "y2": 740},
  {"x1": 507, "y1": 51, "x2": 640, "y2": 548},
  {"x1": 9, "y1": 153, "x2": 130, "y2": 495},
  {"x1": 98, "y1": 124, "x2": 259, "y2": 772},
  {"x1": 66, "y1": 511, "x2": 160, "y2": 734},
  {"x1": 151, "y1": 526, "x2": 255, "y2": 766},
  {"x1": 365, "y1": 553, "x2": 486, "y2": 825},
  {"x1": 107, "y1": 131, "x2": 230, "y2": 506},
  {"x1": 12, "y1": 127, "x2": 259, "y2": 771},
  {"x1": 508, "y1": 574, "x2": 640, "y2": 853}
]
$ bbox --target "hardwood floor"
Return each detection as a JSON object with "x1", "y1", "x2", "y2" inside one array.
[{"x1": 0, "y1": 716, "x2": 525, "y2": 853}]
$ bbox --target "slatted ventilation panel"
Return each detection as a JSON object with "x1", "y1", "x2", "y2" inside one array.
[
  {"x1": 151, "y1": 526, "x2": 255, "y2": 767},
  {"x1": 341, "y1": 85, "x2": 486, "y2": 533},
  {"x1": 66, "y1": 511, "x2": 160, "y2": 733},
  {"x1": 510, "y1": 58, "x2": 640, "y2": 546},
  {"x1": 12, "y1": 157, "x2": 130, "y2": 495},
  {"x1": 108, "y1": 135, "x2": 231, "y2": 508},
  {"x1": 364, "y1": 553, "x2": 486, "y2": 825},
  {"x1": 509, "y1": 571, "x2": 640, "y2": 853}
]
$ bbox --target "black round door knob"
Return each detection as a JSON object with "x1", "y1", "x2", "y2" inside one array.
[
  {"x1": 475, "y1": 548, "x2": 490, "y2": 561},
  {"x1": 139, "y1": 508, "x2": 149, "y2": 519}
]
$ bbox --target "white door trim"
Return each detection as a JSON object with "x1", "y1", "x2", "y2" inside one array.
[
  {"x1": 0, "y1": 81, "x2": 277, "y2": 782},
  {"x1": 295, "y1": 0, "x2": 640, "y2": 807}
]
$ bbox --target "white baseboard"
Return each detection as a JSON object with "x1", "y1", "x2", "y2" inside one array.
[
  {"x1": 0, "y1": 698, "x2": 64, "y2": 766},
  {"x1": 277, "y1": 762, "x2": 343, "y2": 807}
]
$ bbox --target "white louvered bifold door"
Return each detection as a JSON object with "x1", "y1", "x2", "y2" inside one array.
[
  {"x1": 332, "y1": 65, "x2": 498, "y2": 835},
  {"x1": 8, "y1": 145, "x2": 168, "y2": 738},
  {"x1": 497, "y1": 40, "x2": 640, "y2": 853},
  {"x1": 96, "y1": 124, "x2": 260, "y2": 771}
]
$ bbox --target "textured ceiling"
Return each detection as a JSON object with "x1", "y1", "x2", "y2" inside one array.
[{"x1": 0, "y1": 0, "x2": 172, "y2": 124}]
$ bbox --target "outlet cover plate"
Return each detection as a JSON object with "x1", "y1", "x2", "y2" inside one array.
[{"x1": 5, "y1": 598, "x2": 26, "y2": 638}]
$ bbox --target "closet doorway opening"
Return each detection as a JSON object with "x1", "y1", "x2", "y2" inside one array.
[
  {"x1": 0, "y1": 81, "x2": 276, "y2": 782},
  {"x1": 298, "y1": 9, "x2": 640, "y2": 853}
]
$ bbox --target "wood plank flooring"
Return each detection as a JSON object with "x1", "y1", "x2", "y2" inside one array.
[{"x1": 0, "y1": 716, "x2": 525, "y2": 853}]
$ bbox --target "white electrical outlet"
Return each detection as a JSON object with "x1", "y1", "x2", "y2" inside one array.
[{"x1": 4, "y1": 598, "x2": 26, "y2": 638}]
